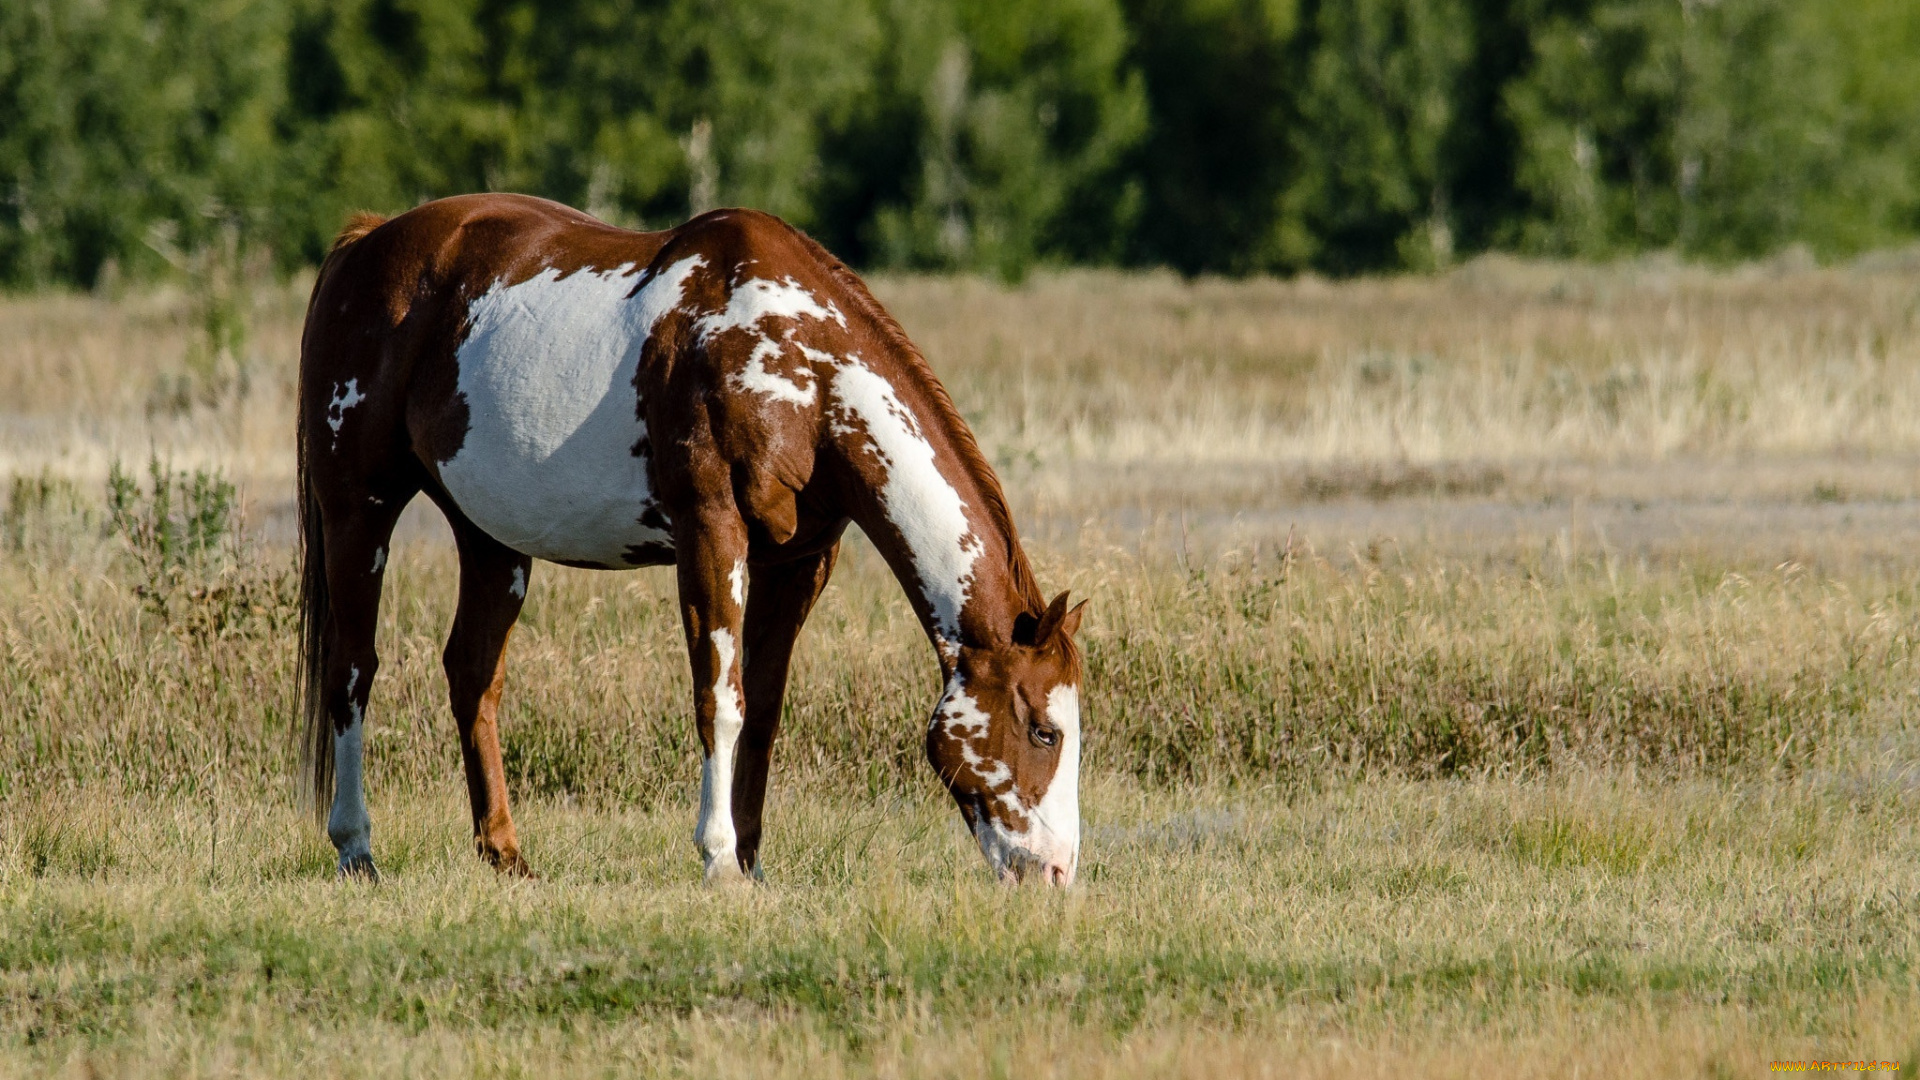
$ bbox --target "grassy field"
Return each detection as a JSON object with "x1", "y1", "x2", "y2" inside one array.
[{"x1": 4, "y1": 254, "x2": 1920, "y2": 1076}]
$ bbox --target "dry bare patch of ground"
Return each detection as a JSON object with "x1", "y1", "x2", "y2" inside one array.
[{"x1": 3, "y1": 254, "x2": 1920, "y2": 1075}]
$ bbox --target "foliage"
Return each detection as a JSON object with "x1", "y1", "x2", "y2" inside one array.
[
  {"x1": 1282, "y1": 0, "x2": 1480, "y2": 273},
  {"x1": 1503, "y1": 0, "x2": 1866, "y2": 259},
  {"x1": 102, "y1": 456, "x2": 293, "y2": 639},
  {"x1": 2, "y1": 0, "x2": 1918, "y2": 283},
  {"x1": 0, "y1": 0, "x2": 285, "y2": 285},
  {"x1": 106, "y1": 456, "x2": 238, "y2": 572}
]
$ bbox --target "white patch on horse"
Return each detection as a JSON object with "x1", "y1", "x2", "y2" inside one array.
[
  {"x1": 735, "y1": 338, "x2": 817, "y2": 406},
  {"x1": 697, "y1": 277, "x2": 845, "y2": 407},
  {"x1": 971, "y1": 813, "x2": 1029, "y2": 885},
  {"x1": 972, "y1": 756, "x2": 1013, "y2": 790},
  {"x1": 326, "y1": 379, "x2": 366, "y2": 447},
  {"x1": 509, "y1": 566, "x2": 526, "y2": 599},
  {"x1": 328, "y1": 664, "x2": 372, "y2": 872},
  {"x1": 695, "y1": 627, "x2": 746, "y2": 881},
  {"x1": 728, "y1": 558, "x2": 746, "y2": 609},
  {"x1": 934, "y1": 682, "x2": 1013, "y2": 790},
  {"x1": 438, "y1": 256, "x2": 704, "y2": 567},
  {"x1": 697, "y1": 276, "x2": 846, "y2": 336},
  {"x1": 933, "y1": 676, "x2": 991, "y2": 735},
  {"x1": 328, "y1": 722, "x2": 371, "y2": 869},
  {"x1": 827, "y1": 358, "x2": 983, "y2": 656},
  {"x1": 370, "y1": 547, "x2": 385, "y2": 573}
]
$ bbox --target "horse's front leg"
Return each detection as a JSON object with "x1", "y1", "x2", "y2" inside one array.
[
  {"x1": 734, "y1": 541, "x2": 841, "y2": 877},
  {"x1": 674, "y1": 507, "x2": 753, "y2": 884}
]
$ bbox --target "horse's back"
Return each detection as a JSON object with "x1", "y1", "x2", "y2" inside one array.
[{"x1": 302, "y1": 194, "x2": 850, "y2": 568}]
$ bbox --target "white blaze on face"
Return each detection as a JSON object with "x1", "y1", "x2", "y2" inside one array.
[
  {"x1": 437, "y1": 256, "x2": 704, "y2": 567},
  {"x1": 828, "y1": 359, "x2": 983, "y2": 655},
  {"x1": 695, "y1": 628, "x2": 746, "y2": 880},
  {"x1": 1028, "y1": 684, "x2": 1081, "y2": 877},
  {"x1": 696, "y1": 276, "x2": 845, "y2": 408},
  {"x1": 328, "y1": 665, "x2": 372, "y2": 867}
]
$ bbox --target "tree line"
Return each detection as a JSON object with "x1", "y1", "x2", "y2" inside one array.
[{"x1": 3, "y1": 0, "x2": 1918, "y2": 288}]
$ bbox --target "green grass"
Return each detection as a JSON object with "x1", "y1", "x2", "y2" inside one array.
[{"x1": 4, "y1": 772, "x2": 1918, "y2": 1078}]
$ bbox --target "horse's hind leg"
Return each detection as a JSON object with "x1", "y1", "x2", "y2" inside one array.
[
  {"x1": 441, "y1": 511, "x2": 535, "y2": 875},
  {"x1": 316, "y1": 492, "x2": 412, "y2": 879}
]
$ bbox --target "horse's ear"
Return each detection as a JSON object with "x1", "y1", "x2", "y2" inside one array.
[
  {"x1": 1057, "y1": 598, "x2": 1089, "y2": 641},
  {"x1": 1034, "y1": 591, "x2": 1087, "y2": 645}
]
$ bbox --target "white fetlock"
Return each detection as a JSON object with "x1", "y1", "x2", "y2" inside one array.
[{"x1": 328, "y1": 700, "x2": 376, "y2": 882}]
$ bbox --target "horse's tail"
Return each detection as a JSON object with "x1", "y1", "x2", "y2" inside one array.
[
  {"x1": 298, "y1": 211, "x2": 386, "y2": 821},
  {"x1": 297, "y1": 449, "x2": 332, "y2": 822}
]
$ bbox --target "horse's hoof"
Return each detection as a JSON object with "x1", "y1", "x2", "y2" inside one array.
[
  {"x1": 703, "y1": 862, "x2": 754, "y2": 889},
  {"x1": 337, "y1": 853, "x2": 380, "y2": 883}
]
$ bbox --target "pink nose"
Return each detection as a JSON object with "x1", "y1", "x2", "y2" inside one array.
[{"x1": 1000, "y1": 860, "x2": 1076, "y2": 887}]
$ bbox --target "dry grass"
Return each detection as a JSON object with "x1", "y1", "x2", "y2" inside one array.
[
  {"x1": 5, "y1": 535, "x2": 1912, "y2": 803},
  {"x1": 4, "y1": 253, "x2": 1920, "y2": 1075},
  {"x1": 904, "y1": 256, "x2": 1920, "y2": 473},
  {"x1": 8, "y1": 251, "x2": 1920, "y2": 492}
]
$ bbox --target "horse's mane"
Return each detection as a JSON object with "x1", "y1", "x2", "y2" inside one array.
[
  {"x1": 791, "y1": 228, "x2": 1050, "y2": 619},
  {"x1": 331, "y1": 211, "x2": 389, "y2": 253}
]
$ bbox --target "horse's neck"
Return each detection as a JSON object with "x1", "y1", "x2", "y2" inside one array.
[{"x1": 827, "y1": 362, "x2": 1025, "y2": 672}]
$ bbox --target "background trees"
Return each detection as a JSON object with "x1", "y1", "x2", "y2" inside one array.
[{"x1": 2, "y1": 0, "x2": 1917, "y2": 288}]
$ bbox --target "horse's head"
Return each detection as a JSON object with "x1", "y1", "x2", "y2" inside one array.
[{"x1": 927, "y1": 591, "x2": 1088, "y2": 886}]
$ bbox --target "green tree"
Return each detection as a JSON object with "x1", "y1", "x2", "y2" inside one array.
[
  {"x1": 852, "y1": 0, "x2": 1147, "y2": 278},
  {"x1": 0, "y1": 0, "x2": 285, "y2": 287},
  {"x1": 1120, "y1": 0, "x2": 1305, "y2": 275},
  {"x1": 270, "y1": 0, "x2": 880, "y2": 263},
  {"x1": 1503, "y1": 0, "x2": 1920, "y2": 260},
  {"x1": 6, "y1": 0, "x2": 1920, "y2": 288},
  {"x1": 1280, "y1": 0, "x2": 1478, "y2": 273}
]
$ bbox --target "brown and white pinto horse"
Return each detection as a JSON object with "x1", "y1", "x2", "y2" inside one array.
[{"x1": 297, "y1": 193, "x2": 1086, "y2": 886}]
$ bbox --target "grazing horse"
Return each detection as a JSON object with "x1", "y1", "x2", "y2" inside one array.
[{"x1": 297, "y1": 193, "x2": 1087, "y2": 886}]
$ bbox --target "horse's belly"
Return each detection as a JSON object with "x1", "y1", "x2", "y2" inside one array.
[
  {"x1": 441, "y1": 445, "x2": 671, "y2": 568},
  {"x1": 435, "y1": 261, "x2": 694, "y2": 568}
]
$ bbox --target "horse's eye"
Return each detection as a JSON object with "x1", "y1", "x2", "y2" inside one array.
[{"x1": 1031, "y1": 725, "x2": 1060, "y2": 748}]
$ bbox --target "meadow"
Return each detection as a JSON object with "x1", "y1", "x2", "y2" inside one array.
[{"x1": 3, "y1": 253, "x2": 1920, "y2": 1076}]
